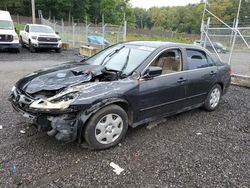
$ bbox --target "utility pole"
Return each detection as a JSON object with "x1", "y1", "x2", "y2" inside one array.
[{"x1": 31, "y1": 0, "x2": 36, "y2": 24}]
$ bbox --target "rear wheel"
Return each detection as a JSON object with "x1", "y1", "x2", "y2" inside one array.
[
  {"x1": 84, "y1": 105, "x2": 128, "y2": 150},
  {"x1": 203, "y1": 84, "x2": 222, "y2": 111}
]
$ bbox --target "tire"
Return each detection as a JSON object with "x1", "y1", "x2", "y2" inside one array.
[
  {"x1": 203, "y1": 84, "x2": 222, "y2": 111},
  {"x1": 55, "y1": 48, "x2": 62, "y2": 53},
  {"x1": 20, "y1": 37, "x2": 25, "y2": 48},
  {"x1": 84, "y1": 105, "x2": 128, "y2": 150},
  {"x1": 29, "y1": 41, "x2": 36, "y2": 53}
]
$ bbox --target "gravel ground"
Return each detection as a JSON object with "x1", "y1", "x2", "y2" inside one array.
[{"x1": 0, "y1": 48, "x2": 250, "y2": 187}]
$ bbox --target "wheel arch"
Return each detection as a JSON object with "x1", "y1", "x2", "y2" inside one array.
[
  {"x1": 217, "y1": 82, "x2": 224, "y2": 92},
  {"x1": 77, "y1": 98, "x2": 133, "y2": 143}
]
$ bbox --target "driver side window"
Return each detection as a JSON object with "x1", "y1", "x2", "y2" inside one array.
[
  {"x1": 151, "y1": 49, "x2": 182, "y2": 75},
  {"x1": 25, "y1": 25, "x2": 29, "y2": 32}
]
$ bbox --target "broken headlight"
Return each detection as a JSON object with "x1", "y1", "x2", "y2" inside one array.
[
  {"x1": 50, "y1": 92, "x2": 79, "y2": 103},
  {"x1": 30, "y1": 91, "x2": 79, "y2": 110}
]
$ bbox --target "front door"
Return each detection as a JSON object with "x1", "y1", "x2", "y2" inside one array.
[{"x1": 138, "y1": 48, "x2": 188, "y2": 120}]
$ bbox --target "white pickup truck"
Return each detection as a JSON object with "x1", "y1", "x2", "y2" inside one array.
[
  {"x1": 20, "y1": 24, "x2": 62, "y2": 53},
  {"x1": 0, "y1": 10, "x2": 20, "y2": 52}
]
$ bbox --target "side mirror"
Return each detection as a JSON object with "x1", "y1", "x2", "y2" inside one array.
[
  {"x1": 55, "y1": 31, "x2": 59, "y2": 35},
  {"x1": 143, "y1": 66, "x2": 162, "y2": 78}
]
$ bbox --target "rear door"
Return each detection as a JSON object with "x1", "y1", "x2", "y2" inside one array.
[
  {"x1": 138, "y1": 48, "x2": 188, "y2": 120},
  {"x1": 185, "y1": 49, "x2": 217, "y2": 106}
]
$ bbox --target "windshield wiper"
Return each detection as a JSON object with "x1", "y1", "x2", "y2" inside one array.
[
  {"x1": 101, "y1": 46, "x2": 125, "y2": 66},
  {"x1": 120, "y1": 48, "x2": 131, "y2": 75}
]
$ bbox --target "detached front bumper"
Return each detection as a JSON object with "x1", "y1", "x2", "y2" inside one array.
[{"x1": 9, "y1": 91, "x2": 81, "y2": 142}]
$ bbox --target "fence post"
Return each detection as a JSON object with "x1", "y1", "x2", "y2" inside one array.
[
  {"x1": 228, "y1": 0, "x2": 242, "y2": 65},
  {"x1": 61, "y1": 18, "x2": 64, "y2": 42},
  {"x1": 73, "y1": 24, "x2": 75, "y2": 48},
  {"x1": 123, "y1": 20, "x2": 127, "y2": 41},
  {"x1": 204, "y1": 17, "x2": 210, "y2": 48},
  {"x1": 53, "y1": 16, "x2": 56, "y2": 31},
  {"x1": 17, "y1": 14, "x2": 19, "y2": 24}
]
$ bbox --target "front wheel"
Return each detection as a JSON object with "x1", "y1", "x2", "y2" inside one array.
[
  {"x1": 84, "y1": 105, "x2": 128, "y2": 150},
  {"x1": 55, "y1": 48, "x2": 61, "y2": 53},
  {"x1": 29, "y1": 41, "x2": 36, "y2": 53},
  {"x1": 203, "y1": 84, "x2": 222, "y2": 111},
  {"x1": 20, "y1": 37, "x2": 25, "y2": 48}
]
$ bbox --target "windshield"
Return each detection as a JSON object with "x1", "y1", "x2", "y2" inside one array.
[
  {"x1": 30, "y1": 25, "x2": 55, "y2": 33},
  {"x1": 0, "y1": 20, "x2": 14, "y2": 30},
  {"x1": 84, "y1": 44, "x2": 154, "y2": 76}
]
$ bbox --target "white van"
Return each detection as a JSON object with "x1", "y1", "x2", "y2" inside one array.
[{"x1": 0, "y1": 10, "x2": 20, "y2": 52}]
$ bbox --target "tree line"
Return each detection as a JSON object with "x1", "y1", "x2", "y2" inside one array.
[{"x1": 1, "y1": 0, "x2": 250, "y2": 34}]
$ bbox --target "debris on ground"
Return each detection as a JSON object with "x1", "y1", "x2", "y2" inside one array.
[
  {"x1": 110, "y1": 162, "x2": 124, "y2": 175},
  {"x1": 146, "y1": 119, "x2": 167, "y2": 130}
]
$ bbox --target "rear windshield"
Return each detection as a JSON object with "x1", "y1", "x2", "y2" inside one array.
[
  {"x1": 0, "y1": 20, "x2": 14, "y2": 30},
  {"x1": 30, "y1": 25, "x2": 55, "y2": 33}
]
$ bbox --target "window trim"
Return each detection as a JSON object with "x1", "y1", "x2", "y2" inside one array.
[{"x1": 141, "y1": 47, "x2": 183, "y2": 77}]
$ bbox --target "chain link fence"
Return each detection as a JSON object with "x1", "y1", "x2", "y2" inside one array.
[
  {"x1": 200, "y1": 1, "x2": 250, "y2": 77},
  {"x1": 40, "y1": 16, "x2": 126, "y2": 48}
]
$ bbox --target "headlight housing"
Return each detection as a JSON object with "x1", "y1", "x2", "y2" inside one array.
[
  {"x1": 14, "y1": 35, "x2": 19, "y2": 41},
  {"x1": 30, "y1": 91, "x2": 79, "y2": 110},
  {"x1": 50, "y1": 92, "x2": 79, "y2": 103},
  {"x1": 31, "y1": 36, "x2": 37, "y2": 40}
]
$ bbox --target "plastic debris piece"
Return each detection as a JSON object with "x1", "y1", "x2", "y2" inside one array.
[
  {"x1": 12, "y1": 164, "x2": 17, "y2": 173},
  {"x1": 196, "y1": 132, "x2": 202, "y2": 135},
  {"x1": 20, "y1": 130, "x2": 26, "y2": 134},
  {"x1": 110, "y1": 162, "x2": 124, "y2": 175},
  {"x1": 0, "y1": 125, "x2": 3, "y2": 129}
]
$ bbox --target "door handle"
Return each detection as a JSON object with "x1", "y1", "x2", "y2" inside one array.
[
  {"x1": 210, "y1": 71, "x2": 217, "y2": 75},
  {"x1": 177, "y1": 77, "x2": 187, "y2": 83}
]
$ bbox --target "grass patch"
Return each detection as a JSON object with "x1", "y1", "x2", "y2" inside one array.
[
  {"x1": 14, "y1": 23, "x2": 24, "y2": 35},
  {"x1": 127, "y1": 33, "x2": 193, "y2": 44}
]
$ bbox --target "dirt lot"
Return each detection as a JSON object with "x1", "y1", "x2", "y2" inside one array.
[{"x1": 0, "y1": 48, "x2": 250, "y2": 187}]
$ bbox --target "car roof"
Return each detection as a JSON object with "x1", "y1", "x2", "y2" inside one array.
[
  {"x1": 125, "y1": 41, "x2": 203, "y2": 49},
  {"x1": 0, "y1": 10, "x2": 12, "y2": 21}
]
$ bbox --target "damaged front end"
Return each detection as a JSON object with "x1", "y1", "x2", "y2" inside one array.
[
  {"x1": 9, "y1": 85, "x2": 84, "y2": 142},
  {"x1": 9, "y1": 63, "x2": 125, "y2": 142}
]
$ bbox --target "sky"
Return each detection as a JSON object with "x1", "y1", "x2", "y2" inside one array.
[{"x1": 130, "y1": 0, "x2": 201, "y2": 9}]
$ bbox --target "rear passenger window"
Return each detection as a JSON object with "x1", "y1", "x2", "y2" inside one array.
[{"x1": 186, "y1": 50, "x2": 211, "y2": 70}]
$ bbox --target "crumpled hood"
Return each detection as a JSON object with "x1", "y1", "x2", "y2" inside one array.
[{"x1": 16, "y1": 63, "x2": 104, "y2": 94}]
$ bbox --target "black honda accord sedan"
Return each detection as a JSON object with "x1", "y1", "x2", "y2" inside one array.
[{"x1": 9, "y1": 41, "x2": 231, "y2": 149}]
